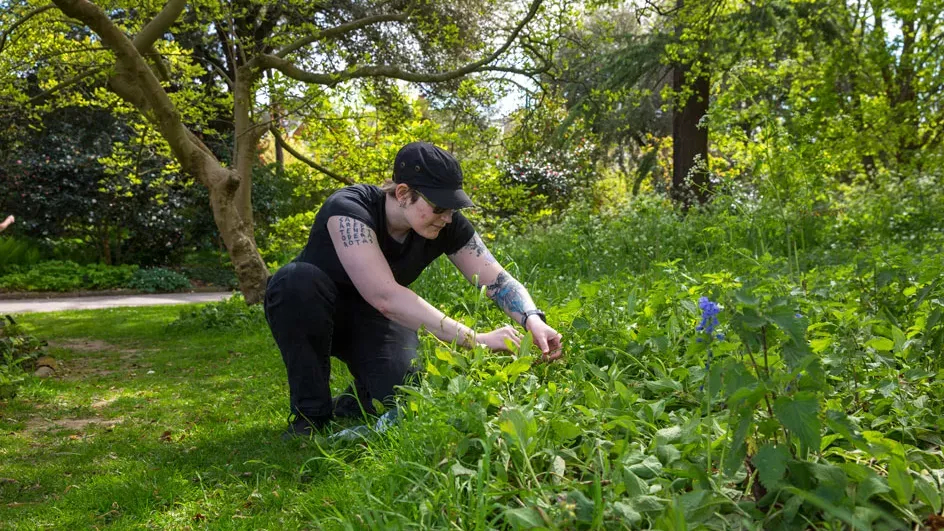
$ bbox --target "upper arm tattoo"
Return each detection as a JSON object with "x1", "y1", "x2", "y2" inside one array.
[
  {"x1": 455, "y1": 233, "x2": 497, "y2": 264},
  {"x1": 338, "y1": 217, "x2": 375, "y2": 247},
  {"x1": 484, "y1": 271, "x2": 533, "y2": 317}
]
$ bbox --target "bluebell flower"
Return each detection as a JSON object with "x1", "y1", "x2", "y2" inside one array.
[
  {"x1": 698, "y1": 297, "x2": 721, "y2": 335},
  {"x1": 696, "y1": 297, "x2": 721, "y2": 392},
  {"x1": 795, "y1": 313, "x2": 803, "y2": 319}
]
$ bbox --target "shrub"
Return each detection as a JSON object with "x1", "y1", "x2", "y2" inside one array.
[
  {"x1": 496, "y1": 141, "x2": 597, "y2": 217},
  {"x1": 0, "y1": 261, "x2": 138, "y2": 292},
  {"x1": 180, "y1": 266, "x2": 237, "y2": 289},
  {"x1": 169, "y1": 294, "x2": 265, "y2": 332},
  {"x1": 83, "y1": 263, "x2": 140, "y2": 290},
  {"x1": 0, "y1": 237, "x2": 41, "y2": 275},
  {"x1": 0, "y1": 316, "x2": 47, "y2": 398},
  {"x1": 128, "y1": 268, "x2": 192, "y2": 293}
]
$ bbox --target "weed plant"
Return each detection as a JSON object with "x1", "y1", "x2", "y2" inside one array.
[
  {"x1": 0, "y1": 316, "x2": 47, "y2": 399},
  {"x1": 169, "y1": 294, "x2": 266, "y2": 332}
]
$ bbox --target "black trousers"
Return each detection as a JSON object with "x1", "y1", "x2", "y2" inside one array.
[{"x1": 264, "y1": 262, "x2": 419, "y2": 424}]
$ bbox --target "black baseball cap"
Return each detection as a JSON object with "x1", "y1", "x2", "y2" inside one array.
[{"x1": 393, "y1": 142, "x2": 475, "y2": 210}]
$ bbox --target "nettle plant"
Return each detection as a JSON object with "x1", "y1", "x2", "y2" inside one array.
[{"x1": 696, "y1": 283, "x2": 941, "y2": 529}]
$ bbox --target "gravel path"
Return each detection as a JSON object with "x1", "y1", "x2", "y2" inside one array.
[{"x1": 0, "y1": 292, "x2": 234, "y2": 314}]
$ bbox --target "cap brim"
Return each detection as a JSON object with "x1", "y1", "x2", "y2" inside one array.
[{"x1": 416, "y1": 186, "x2": 475, "y2": 210}]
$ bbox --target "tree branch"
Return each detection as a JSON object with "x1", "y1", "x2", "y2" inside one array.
[
  {"x1": 132, "y1": 0, "x2": 187, "y2": 52},
  {"x1": 259, "y1": 0, "x2": 543, "y2": 86},
  {"x1": 275, "y1": 12, "x2": 409, "y2": 59},
  {"x1": 0, "y1": 4, "x2": 55, "y2": 55},
  {"x1": 27, "y1": 66, "x2": 105, "y2": 105},
  {"x1": 270, "y1": 127, "x2": 355, "y2": 185},
  {"x1": 51, "y1": 0, "x2": 201, "y2": 174}
]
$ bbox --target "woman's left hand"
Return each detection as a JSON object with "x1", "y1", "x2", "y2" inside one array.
[{"x1": 525, "y1": 317, "x2": 563, "y2": 363}]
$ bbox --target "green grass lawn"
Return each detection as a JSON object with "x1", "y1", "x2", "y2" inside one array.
[{"x1": 0, "y1": 306, "x2": 375, "y2": 529}]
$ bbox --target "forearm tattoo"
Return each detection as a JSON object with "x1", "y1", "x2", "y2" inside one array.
[
  {"x1": 458, "y1": 233, "x2": 497, "y2": 264},
  {"x1": 338, "y1": 217, "x2": 374, "y2": 247},
  {"x1": 484, "y1": 271, "x2": 535, "y2": 318}
]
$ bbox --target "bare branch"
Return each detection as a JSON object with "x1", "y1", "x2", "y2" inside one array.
[
  {"x1": 275, "y1": 12, "x2": 410, "y2": 59},
  {"x1": 132, "y1": 0, "x2": 187, "y2": 52},
  {"x1": 270, "y1": 127, "x2": 355, "y2": 185},
  {"x1": 259, "y1": 0, "x2": 543, "y2": 86},
  {"x1": 0, "y1": 4, "x2": 55, "y2": 55}
]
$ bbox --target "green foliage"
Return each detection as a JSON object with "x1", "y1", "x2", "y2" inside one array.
[
  {"x1": 0, "y1": 261, "x2": 138, "y2": 292},
  {"x1": 127, "y1": 268, "x2": 191, "y2": 293},
  {"x1": 0, "y1": 107, "x2": 215, "y2": 266},
  {"x1": 179, "y1": 266, "x2": 237, "y2": 289},
  {"x1": 0, "y1": 236, "x2": 41, "y2": 274},
  {"x1": 168, "y1": 294, "x2": 265, "y2": 332},
  {"x1": 393, "y1": 178, "x2": 944, "y2": 529},
  {"x1": 257, "y1": 210, "x2": 316, "y2": 267},
  {"x1": 2, "y1": 181, "x2": 943, "y2": 528},
  {"x1": 0, "y1": 316, "x2": 46, "y2": 399}
]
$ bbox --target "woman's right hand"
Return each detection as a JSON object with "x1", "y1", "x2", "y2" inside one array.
[{"x1": 476, "y1": 325, "x2": 523, "y2": 352}]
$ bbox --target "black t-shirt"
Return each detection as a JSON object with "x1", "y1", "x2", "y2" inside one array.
[{"x1": 295, "y1": 184, "x2": 476, "y2": 292}]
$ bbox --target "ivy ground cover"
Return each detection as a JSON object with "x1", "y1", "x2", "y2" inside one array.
[{"x1": 1, "y1": 191, "x2": 942, "y2": 529}]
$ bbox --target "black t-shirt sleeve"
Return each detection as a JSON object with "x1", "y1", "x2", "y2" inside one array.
[
  {"x1": 442, "y1": 212, "x2": 476, "y2": 255},
  {"x1": 319, "y1": 186, "x2": 379, "y2": 233}
]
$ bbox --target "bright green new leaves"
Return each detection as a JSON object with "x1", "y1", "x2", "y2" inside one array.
[{"x1": 773, "y1": 393, "x2": 821, "y2": 456}]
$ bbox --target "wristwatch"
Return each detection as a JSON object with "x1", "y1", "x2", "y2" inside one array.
[{"x1": 520, "y1": 309, "x2": 546, "y2": 327}]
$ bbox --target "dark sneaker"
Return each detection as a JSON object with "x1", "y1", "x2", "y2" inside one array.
[
  {"x1": 332, "y1": 392, "x2": 372, "y2": 419},
  {"x1": 281, "y1": 415, "x2": 328, "y2": 441}
]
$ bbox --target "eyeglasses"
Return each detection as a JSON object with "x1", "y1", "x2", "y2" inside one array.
[{"x1": 415, "y1": 190, "x2": 453, "y2": 215}]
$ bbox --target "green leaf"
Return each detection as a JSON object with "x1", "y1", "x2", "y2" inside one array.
[
  {"x1": 435, "y1": 348, "x2": 458, "y2": 366},
  {"x1": 809, "y1": 337, "x2": 832, "y2": 353},
  {"x1": 498, "y1": 408, "x2": 536, "y2": 450},
  {"x1": 655, "y1": 425, "x2": 682, "y2": 445},
  {"x1": 773, "y1": 393, "x2": 821, "y2": 455},
  {"x1": 622, "y1": 468, "x2": 648, "y2": 498},
  {"x1": 781, "y1": 339, "x2": 812, "y2": 370},
  {"x1": 865, "y1": 337, "x2": 894, "y2": 351},
  {"x1": 503, "y1": 507, "x2": 544, "y2": 528},
  {"x1": 734, "y1": 290, "x2": 760, "y2": 308},
  {"x1": 767, "y1": 307, "x2": 807, "y2": 345},
  {"x1": 915, "y1": 474, "x2": 942, "y2": 513},
  {"x1": 504, "y1": 356, "x2": 532, "y2": 378},
  {"x1": 632, "y1": 495, "x2": 665, "y2": 512},
  {"x1": 517, "y1": 331, "x2": 533, "y2": 359},
  {"x1": 628, "y1": 455, "x2": 663, "y2": 479},
  {"x1": 856, "y1": 474, "x2": 890, "y2": 503},
  {"x1": 736, "y1": 307, "x2": 767, "y2": 329},
  {"x1": 752, "y1": 444, "x2": 790, "y2": 490},
  {"x1": 724, "y1": 411, "x2": 754, "y2": 476},
  {"x1": 887, "y1": 458, "x2": 914, "y2": 504},
  {"x1": 783, "y1": 487, "x2": 870, "y2": 529},
  {"x1": 613, "y1": 502, "x2": 642, "y2": 525},
  {"x1": 550, "y1": 419, "x2": 582, "y2": 441},
  {"x1": 566, "y1": 489, "x2": 595, "y2": 523},
  {"x1": 825, "y1": 409, "x2": 865, "y2": 446},
  {"x1": 450, "y1": 462, "x2": 476, "y2": 476}
]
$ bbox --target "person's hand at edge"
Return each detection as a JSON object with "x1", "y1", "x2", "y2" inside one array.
[
  {"x1": 526, "y1": 317, "x2": 563, "y2": 363},
  {"x1": 0, "y1": 215, "x2": 14, "y2": 232},
  {"x1": 477, "y1": 325, "x2": 523, "y2": 352}
]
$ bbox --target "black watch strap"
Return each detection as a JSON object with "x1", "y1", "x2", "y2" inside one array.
[{"x1": 520, "y1": 309, "x2": 546, "y2": 327}]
